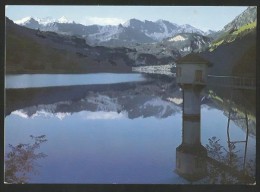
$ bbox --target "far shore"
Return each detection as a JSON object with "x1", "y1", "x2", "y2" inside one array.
[{"x1": 5, "y1": 69, "x2": 135, "y2": 75}]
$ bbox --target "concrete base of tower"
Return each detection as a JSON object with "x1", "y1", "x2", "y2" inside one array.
[{"x1": 175, "y1": 143, "x2": 208, "y2": 182}]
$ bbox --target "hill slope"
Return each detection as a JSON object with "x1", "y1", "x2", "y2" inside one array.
[
  {"x1": 201, "y1": 29, "x2": 256, "y2": 76},
  {"x1": 6, "y1": 17, "x2": 174, "y2": 74},
  {"x1": 200, "y1": 6, "x2": 256, "y2": 77}
]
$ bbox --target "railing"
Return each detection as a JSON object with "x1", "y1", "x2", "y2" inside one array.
[{"x1": 207, "y1": 75, "x2": 256, "y2": 89}]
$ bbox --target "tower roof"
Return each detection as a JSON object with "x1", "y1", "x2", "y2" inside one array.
[{"x1": 176, "y1": 53, "x2": 211, "y2": 65}]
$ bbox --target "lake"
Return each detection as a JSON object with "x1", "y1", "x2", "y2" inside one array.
[
  {"x1": 5, "y1": 73, "x2": 146, "y2": 88},
  {"x1": 4, "y1": 73, "x2": 256, "y2": 184}
]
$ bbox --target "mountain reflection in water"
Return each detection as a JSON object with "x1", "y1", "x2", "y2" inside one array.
[{"x1": 4, "y1": 74, "x2": 256, "y2": 184}]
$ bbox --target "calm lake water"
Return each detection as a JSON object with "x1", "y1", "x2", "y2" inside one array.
[
  {"x1": 4, "y1": 74, "x2": 256, "y2": 184},
  {"x1": 5, "y1": 73, "x2": 146, "y2": 88}
]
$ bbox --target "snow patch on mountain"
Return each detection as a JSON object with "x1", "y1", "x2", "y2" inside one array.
[
  {"x1": 168, "y1": 35, "x2": 187, "y2": 42},
  {"x1": 14, "y1": 16, "x2": 33, "y2": 25},
  {"x1": 179, "y1": 24, "x2": 205, "y2": 35},
  {"x1": 35, "y1": 17, "x2": 56, "y2": 25},
  {"x1": 57, "y1": 16, "x2": 72, "y2": 24},
  {"x1": 122, "y1": 20, "x2": 131, "y2": 27}
]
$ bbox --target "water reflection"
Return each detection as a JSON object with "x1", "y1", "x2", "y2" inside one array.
[
  {"x1": 175, "y1": 113, "x2": 255, "y2": 184},
  {"x1": 205, "y1": 136, "x2": 255, "y2": 184},
  {"x1": 6, "y1": 77, "x2": 181, "y2": 119},
  {"x1": 4, "y1": 75, "x2": 255, "y2": 184},
  {"x1": 174, "y1": 71, "x2": 255, "y2": 184},
  {"x1": 175, "y1": 95, "x2": 255, "y2": 184},
  {"x1": 175, "y1": 70, "x2": 209, "y2": 182},
  {"x1": 5, "y1": 135, "x2": 47, "y2": 184},
  {"x1": 176, "y1": 116, "x2": 208, "y2": 182}
]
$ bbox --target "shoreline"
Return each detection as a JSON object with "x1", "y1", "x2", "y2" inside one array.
[{"x1": 5, "y1": 69, "x2": 135, "y2": 75}]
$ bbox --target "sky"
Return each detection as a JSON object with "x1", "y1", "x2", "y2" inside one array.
[{"x1": 5, "y1": 6, "x2": 248, "y2": 31}]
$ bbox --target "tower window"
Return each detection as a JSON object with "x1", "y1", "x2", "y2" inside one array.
[{"x1": 195, "y1": 70, "x2": 203, "y2": 82}]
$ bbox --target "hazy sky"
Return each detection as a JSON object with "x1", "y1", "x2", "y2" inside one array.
[{"x1": 5, "y1": 5, "x2": 248, "y2": 31}]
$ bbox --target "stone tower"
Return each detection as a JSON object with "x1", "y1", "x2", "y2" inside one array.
[{"x1": 175, "y1": 53, "x2": 210, "y2": 182}]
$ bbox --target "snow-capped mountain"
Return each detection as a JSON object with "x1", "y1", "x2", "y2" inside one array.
[
  {"x1": 14, "y1": 16, "x2": 73, "y2": 26},
  {"x1": 14, "y1": 17, "x2": 41, "y2": 29},
  {"x1": 56, "y1": 16, "x2": 73, "y2": 24},
  {"x1": 121, "y1": 19, "x2": 206, "y2": 41},
  {"x1": 178, "y1": 24, "x2": 205, "y2": 35},
  {"x1": 14, "y1": 16, "x2": 34, "y2": 25},
  {"x1": 14, "y1": 16, "x2": 210, "y2": 46},
  {"x1": 14, "y1": 16, "x2": 75, "y2": 36},
  {"x1": 35, "y1": 17, "x2": 57, "y2": 25}
]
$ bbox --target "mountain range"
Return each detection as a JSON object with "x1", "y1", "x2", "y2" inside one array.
[
  {"x1": 7, "y1": 16, "x2": 181, "y2": 74},
  {"x1": 6, "y1": 6, "x2": 257, "y2": 76},
  {"x1": 14, "y1": 16, "x2": 211, "y2": 45}
]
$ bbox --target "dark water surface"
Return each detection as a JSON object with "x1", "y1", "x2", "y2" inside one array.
[{"x1": 4, "y1": 74, "x2": 256, "y2": 184}]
